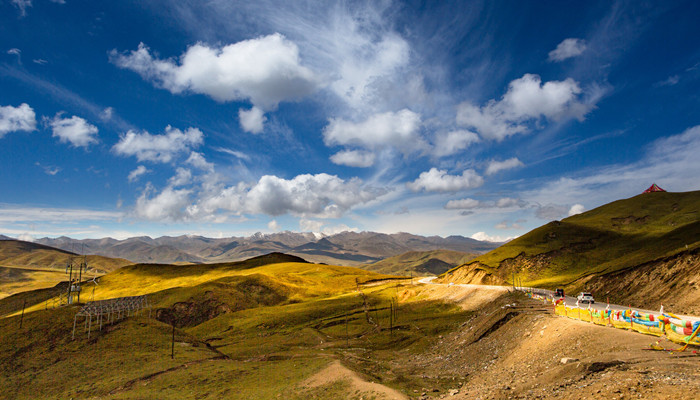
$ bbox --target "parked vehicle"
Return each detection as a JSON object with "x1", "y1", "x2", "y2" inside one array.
[
  {"x1": 554, "y1": 288, "x2": 565, "y2": 298},
  {"x1": 577, "y1": 292, "x2": 595, "y2": 304}
]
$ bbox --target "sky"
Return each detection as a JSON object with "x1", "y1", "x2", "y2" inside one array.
[{"x1": 1, "y1": 0, "x2": 700, "y2": 242}]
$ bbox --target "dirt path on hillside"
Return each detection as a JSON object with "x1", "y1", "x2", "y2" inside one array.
[
  {"x1": 302, "y1": 359, "x2": 409, "y2": 400},
  {"x1": 406, "y1": 283, "x2": 700, "y2": 400}
]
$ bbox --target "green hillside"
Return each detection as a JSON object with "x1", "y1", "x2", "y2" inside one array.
[
  {"x1": 366, "y1": 249, "x2": 478, "y2": 276},
  {"x1": 0, "y1": 252, "x2": 472, "y2": 399},
  {"x1": 443, "y1": 191, "x2": 700, "y2": 288},
  {"x1": 0, "y1": 240, "x2": 134, "y2": 299}
]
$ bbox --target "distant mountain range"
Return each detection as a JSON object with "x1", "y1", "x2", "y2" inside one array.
[{"x1": 28, "y1": 231, "x2": 500, "y2": 266}]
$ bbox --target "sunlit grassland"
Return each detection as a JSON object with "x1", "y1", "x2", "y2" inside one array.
[{"x1": 0, "y1": 254, "x2": 472, "y2": 398}]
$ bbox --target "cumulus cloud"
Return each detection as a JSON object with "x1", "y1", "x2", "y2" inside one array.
[
  {"x1": 470, "y1": 232, "x2": 512, "y2": 243},
  {"x1": 186, "y1": 151, "x2": 214, "y2": 171},
  {"x1": 160, "y1": 173, "x2": 391, "y2": 223},
  {"x1": 134, "y1": 184, "x2": 192, "y2": 221},
  {"x1": 268, "y1": 219, "x2": 280, "y2": 231},
  {"x1": 127, "y1": 165, "x2": 150, "y2": 182},
  {"x1": 485, "y1": 157, "x2": 524, "y2": 175},
  {"x1": 444, "y1": 198, "x2": 481, "y2": 210},
  {"x1": 456, "y1": 74, "x2": 596, "y2": 141},
  {"x1": 330, "y1": 150, "x2": 376, "y2": 168},
  {"x1": 407, "y1": 168, "x2": 483, "y2": 193},
  {"x1": 299, "y1": 218, "x2": 324, "y2": 232},
  {"x1": 496, "y1": 197, "x2": 520, "y2": 208},
  {"x1": 110, "y1": 34, "x2": 319, "y2": 109},
  {"x1": 299, "y1": 218, "x2": 357, "y2": 235},
  {"x1": 112, "y1": 125, "x2": 203, "y2": 163},
  {"x1": 548, "y1": 38, "x2": 587, "y2": 62},
  {"x1": 0, "y1": 103, "x2": 36, "y2": 137},
  {"x1": 238, "y1": 106, "x2": 267, "y2": 133},
  {"x1": 16, "y1": 233, "x2": 35, "y2": 242},
  {"x1": 48, "y1": 114, "x2": 99, "y2": 147},
  {"x1": 433, "y1": 129, "x2": 480, "y2": 157},
  {"x1": 568, "y1": 204, "x2": 585, "y2": 216},
  {"x1": 323, "y1": 109, "x2": 425, "y2": 155},
  {"x1": 168, "y1": 167, "x2": 192, "y2": 187}
]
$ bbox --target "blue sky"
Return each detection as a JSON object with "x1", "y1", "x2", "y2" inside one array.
[{"x1": 1, "y1": 0, "x2": 700, "y2": 241}]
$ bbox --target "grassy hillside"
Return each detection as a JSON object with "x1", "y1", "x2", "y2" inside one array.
[
  {"x1": 366, "y1": 249, "x2": 478, "y2": 276},
  {"x1": 0, "y1": 240, "x2": 134, "y2": 299},
  {"x1": 442, "y1": 191, "x2": 700, "y2": 289},
  {"x1": 0, "y1": 252, "x2": 473, "y2": 399}
]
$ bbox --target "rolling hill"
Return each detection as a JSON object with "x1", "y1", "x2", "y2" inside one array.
[
  {"x1": 365, "y1": 249, "x2": 479, "y2": 276},
  {"x1": 440, "y1": 190, "x2": 700, "y2": 313},
  {"x1": 0, "y1": 239, "x2": 134, "y2": 299}
]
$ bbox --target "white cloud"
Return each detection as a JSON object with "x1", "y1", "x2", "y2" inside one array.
[
  {"x1": 299, "y1": 218, "x2": 323, "y2": 233},
  {"x1": 110, "y1": 34, "x2": 319, "y2": 110},
  {"x1": 470, "y1": 231, "x2": 513, "y2": 243},
  {"x1": 168, "y1": 168, "x2": 192, "y2": 187},
  {"x1": 33, "y1": 59, "x2": 47, "y2": 65},
  {"x1": 444, "y1": 198, "x2": 481, "y2": 210},
  {"x1": 49, "y1": 114, "x2": 99, "y2": 147},
  {"x1": 101, "y1": 107, "x2": 114, "y2": 120},
  {"x1": 134, "y1": 184, "x2": 192, "y2": 221},
  {"x1": 35, "y1": 162, "x2": 60, "y2": 175},
  {"x1": 214, "y1": 147, "x2": 251, "y2": 161},
  {"x1": 433, "y1": 129, "x2": 479, "y2": 157},
  {"x1": 444, "y1": 197, "x2": 521, "y2": 210},
  {"x1": 330, "y1": 150, "x2": 376, "y2": 168},
  {"x1": 568, "y1": 204, "x2": 585, "y2": 216},
  {"x1": 127, "y1": 165, "x2": 150, "y2": 182},
  {"x1": 16, "y1": 233, "x2": 35, "y2": 242},
  {"x1": 456, "y1": 74, "x2": 596, "y2": 141},
  {"x1": 655, "y1": 75, "x2": 680, "y2": 87},
  {"x1": 0, "y1": 206, "x2": 122, "y2": 223},
  {"x1": 323, "y1": 109, "x2": 425, "y2": 155},
  {"x1": 7, "y1": 48, "x2": 21, "y2": 56},
  {"x1": 548, "y1": 38, "x2": 587, "y2": 62},
  {"x1": 496, "y1": 197, "x2": 520, "y2": 208},
  {"x1": 0, "y1": 103, "x2": 36, "y2": 137},
  {"x1": 112, "y1": 125, "x2": 203, "y2": 163},
  {"x1": 11, "y1": 0, "x2": 31, "y2": 17},
  {"x1": 186, "y1": 151, "x2": 214, "y2": 171},
  {"x1": 407, "y1": 168, "x2": 483, "y2": 193},
  {"x1": 495, "y1": 220, "x2": 524, "y2": 230},
  {"x1": 268, "y1": 219, "x2": 280, "y2": 232},
  {"x1": 298, "y1": 218, "x2": 357, "y2": 235},
  {"x1": 485, "y1": 157, "x2": 524, "y2": 175},
  {"x1": 196, "y1": 173, "x2": 388, "y2": 220},
  {"x1": 238, "y1": 106, "x2": 267, "y2": 133}
]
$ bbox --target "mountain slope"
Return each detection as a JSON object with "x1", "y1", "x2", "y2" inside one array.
[
  {"x1": 0, "y1": 239, "x2": 134, "y2": 299},
  {"x1": 441, "y1": 191, "x2": 700, "y2": 306},
  {"x1": 35, "y1": 231, "x2": 499, "y2": 266},
  {"x1": 365, "y1": 249, "x2": 478, "y2": 276}
]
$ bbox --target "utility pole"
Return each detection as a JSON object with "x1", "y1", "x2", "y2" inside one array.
[
  {"x1": 66, "y1": 260, "x2": 73, "y2": 304},
  {"x1": 77, "y1": 256, "x2": 85, "y2": 303}
]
